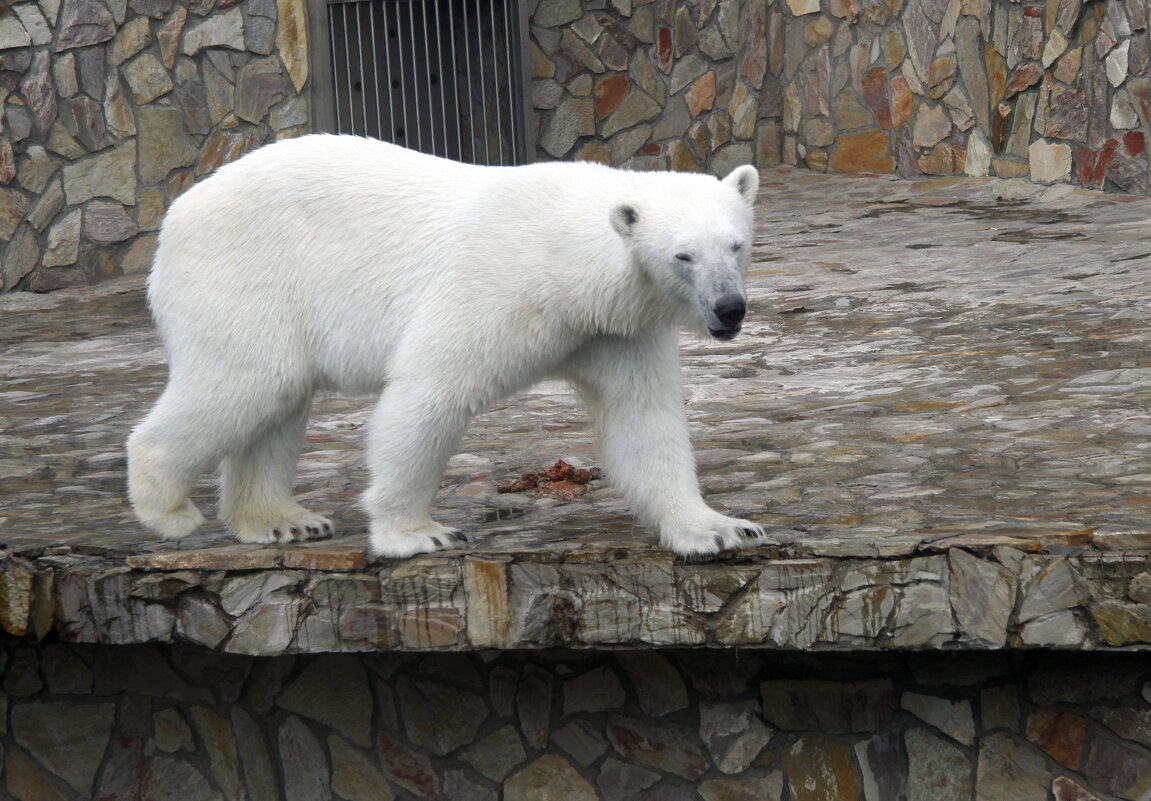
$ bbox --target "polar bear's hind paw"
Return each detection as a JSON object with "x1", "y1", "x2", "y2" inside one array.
[
  {"x1": 145, "y1": 501, "x2": 206, "y2": 540},
  {"x1": 233, "y1": 509, "x2": 334, "y2": 544}
]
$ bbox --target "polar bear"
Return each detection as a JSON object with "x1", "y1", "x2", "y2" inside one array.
[{"x1": 127, "y1": 135, "x2": 764, "y2": 559}]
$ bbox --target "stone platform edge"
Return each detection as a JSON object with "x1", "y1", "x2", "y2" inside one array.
[{"x1": 3, "y1": 527, "x2": 1151, "y2": 654}]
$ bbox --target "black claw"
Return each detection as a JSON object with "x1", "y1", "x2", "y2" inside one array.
[
  {"x1": 431, "y1": 536, "x2": 443, "y2": 547},
  {"x1": 272, "y1": 529, "x2": 281, "y2": 539},
  {"x1": 306, "y1": 525, "x2": 317, "y2": 535},
  {"x1": 713, "y1": 533, "x2": 724, "y2": 550},
  {"x1": 322, "y1": 522, "x2": 333, "y2": 534},
  {"x1": 289, "y1": 526, "x2": 299, "y2": 537},
  {"x1": 448, "y1": 530, "x2": 468, "y2": 543}
]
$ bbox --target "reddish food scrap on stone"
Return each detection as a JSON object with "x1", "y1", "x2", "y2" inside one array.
[{"x1": 497, "y1": 460, "x2": 603, "y2": 498}]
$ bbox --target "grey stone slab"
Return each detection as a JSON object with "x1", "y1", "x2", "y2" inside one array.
[
  {"x1": 11, "y1": 700, "x2": 114, "y2": 795},
  {"x1": 57, "y1": 0, "x2": 116, "y2": 50},
  {"x1": 62, "y1": 141, "x2": 136, "y2": 205},
  {"x1": 606, "y1": 714, "x2": 708, "y2": 779},
  {"x1": 699, "y1": 699, "x2": 774, "y2": 774},
  {"x1": 762, "y1": 678, "x2": 896, "y2": 734},
  {"x1": 856, "y1": 731, "x2": 907, "y2": 801},
  {"x1": 141, "y1": 756, "x2": 222, "y2": 801},
  {"x1": 552, "y1": 719, "x2": 609, "y2": 765},
  {"x1": 279, "y1": 715, "x2": 332, "y2": 801},
  {"x1": 397, "y1": 675, "x2": 488, "y2": 756},
  {"x1": 329, "y1": 734, "x2": 395, "y2": 801},
  {"x1": 189, "y1": 706, "x2": 244, "y2": 801},
  {"x1": 616, "y1": 651, "x2": 688, "y2": 716},
  {"x1": 907, "y1": 727, "x2": 972, "y2": 801},
  {"x1": 901, "y1": 692, "x2": 975, "y2": 746},
  {"x1": 182, "y1": 6, "x2": 244, "y2": 54},
  {"x1": 462, "y1": 725, "x2": 526, "y2": 782},
  {"x1": 562, "y1": 665, "x2": 626, "y2": 715},
  {"x1": 976, "y1": 733, "x2": 1051, "y2": 801},
  {"x1": 596, "y1": 757, "x2": 660, "y2": 801},
  {"x1": 949, "y1": 550, "x2": 1014, "y2": 646},
  {"x1": 277, "y1": 656, "x2": 372, "y2": 747}
]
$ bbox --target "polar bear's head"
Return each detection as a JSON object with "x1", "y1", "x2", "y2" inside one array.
[{"x1": 610, "y1": 165, "x2": 759, "y2": 341}]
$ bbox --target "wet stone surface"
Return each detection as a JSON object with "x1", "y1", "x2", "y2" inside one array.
[{"x1": 2, "y1": 167, "x2": 1151, "y2": 651}]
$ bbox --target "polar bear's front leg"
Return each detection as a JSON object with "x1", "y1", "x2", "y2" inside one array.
[
  {"x1": 564, "y1": 331, "x2": 764, "y2": 559},
  {"x1": 361, "y1": 380, "x2": 472, "y2": 559}
]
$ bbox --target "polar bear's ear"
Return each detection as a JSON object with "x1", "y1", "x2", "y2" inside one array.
[
  {"x1": 723, "y1": 165, "x2": 760, "y2": 207},
  {"x1": 610, "y1": 204, "x2": 639, "y2": 238}
]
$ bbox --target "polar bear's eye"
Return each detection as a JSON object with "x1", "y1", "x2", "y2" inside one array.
[
  {"x1": 731, "y1": 242, "x2": 743, "y2": 253},
  {"x1": 675, "y1": 253, "x2": 694, "y2": 263}
]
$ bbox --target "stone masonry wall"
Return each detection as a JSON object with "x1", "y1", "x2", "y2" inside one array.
[
  {"x1": 527, "y1": 0, "x2": 1150, "y2": 192},
  {"x1": 767, "y1": 0, "x2": 1150, "y2": 190},
  {"x1": 2, "y1": 643, "x2": 1151, "y2": 800},
  {"x1": 527, "y1": 0, "x2": 778, "y2": 174},
  {"x1": 0, "y1": 0, "x2": 309, "y2": 293}
]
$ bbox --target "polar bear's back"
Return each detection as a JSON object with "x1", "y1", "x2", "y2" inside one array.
[
  {"x1": 144, "y1": 136, "x2": 627, "y2": 389},
  {"x1": 151, "y1": 135, "x2": 469, "y2": 288},
  {"x1": 144, "y1": 135, "x2": 748, "y2": 392},
  {"x1": 150, "y1": 136, "x2": 627, "y2": 296}
]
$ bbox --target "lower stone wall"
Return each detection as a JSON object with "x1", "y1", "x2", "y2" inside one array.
[{"x1": 1, "y1": 643, "x2": 1149, "y2": 800}]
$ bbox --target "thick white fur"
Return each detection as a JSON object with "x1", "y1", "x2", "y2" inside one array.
[{"x1": 127, "y1": 135, "x2": 763, "y2": 558}]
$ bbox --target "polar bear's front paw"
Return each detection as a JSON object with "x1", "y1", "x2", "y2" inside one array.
[
  {"x1": 232, "y1": 508, "x2": 334, "y2": 544},
  {"x1": 369, "y1": 521, "x2": 469, "y2": 560},
  {"x1": 659, "y1": 512, "x2": 765, "y2": 559}
]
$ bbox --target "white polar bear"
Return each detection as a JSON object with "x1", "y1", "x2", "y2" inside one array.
[{"x1": 127, "y1": 134, "x2": 764, "y2": 559}]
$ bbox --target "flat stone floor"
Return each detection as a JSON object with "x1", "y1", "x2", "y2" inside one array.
[{"x1": 3, "y1": 166, "x2": 1151, "y2": 565}]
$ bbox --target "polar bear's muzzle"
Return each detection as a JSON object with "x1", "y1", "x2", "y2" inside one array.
[{"x1": 707, "y1": 294, "x2": 746, "y2": 340}]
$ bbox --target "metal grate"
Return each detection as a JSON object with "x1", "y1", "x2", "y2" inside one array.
[{"x1": 326, "y1": 0, "x2": 526, "y2": 165}]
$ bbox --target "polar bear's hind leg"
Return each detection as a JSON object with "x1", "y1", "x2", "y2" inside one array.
[
  {"x1": 127, "y1": 387, "x2": 222, "y2": 539},
  {"x1": 219, "y1": 399, "x2": 334, "y2": 543}
]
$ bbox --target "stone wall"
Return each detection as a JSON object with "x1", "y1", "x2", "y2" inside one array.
[
  {"x1": 526, "y1": 0, "x2": 777, "y2": 174},
  {"x1": 0, "y1": 0, "x2": 309, "y2": 292},
  {"x1": 527, "y1": 0, "x2": 1150, "y2": 193},
  {"x1": 1, "y1": 643, "x2": 1149, "y2": 800},
  {"x1": 766, "y1": 0, "x2": 1150, "y2": 190}
]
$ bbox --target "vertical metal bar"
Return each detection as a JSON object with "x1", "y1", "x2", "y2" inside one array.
[
  {"x1": 447, "y1": 0, "x2": 462, "y2": 159},
  {"x1": 433, "y1": 0, "x2": 448, "y2": 157},
  {"x1": 396, "y1": 1, "x2": 410, "y2": 147},
  {"x1": 461, "y1": 0, "x2": 474, "y2": 162},
  {"x1": 486, "y1": 0, "x2": 503, "y2": 164},
  {"x1": 341, "y1": 6, "x2": 357, "y2": 133},
  {"x1": 421, "y1": 0, "x2": 436, "y2": 155},
  {"x1": 501, "y1": 0, "x2": 518, "y2": 163},
  {"x1": 368, "y1": 1, "x2": 383, "y2": 139},
  {"x1": 407, "y1": 0, "x2": 423, "y2": 151},
  {"x1": 329, "y1": 5, "x2": 344, "y2": 133},
  {"x1": 380, "y1": 0, "x2": 396, "y2": 143},
  {"x1": 354, "y1": 3, "x2": 369, "y2": 135},
  {"x1": 474, "y1": 0, "x2": 488, "y2": 163}
]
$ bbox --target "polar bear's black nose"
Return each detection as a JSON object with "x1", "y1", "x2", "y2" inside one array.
[{"x1": 714, "y1": 295, "x2": 746, "y2": 329}]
